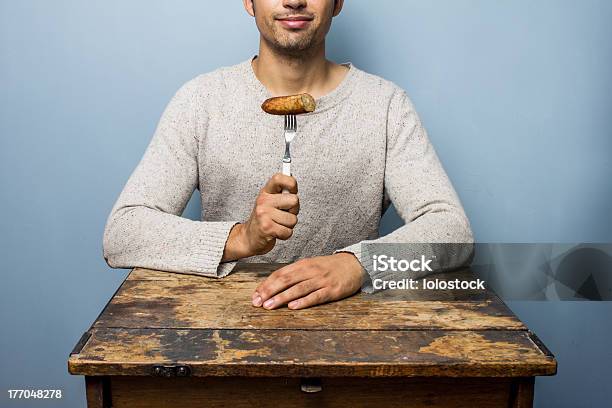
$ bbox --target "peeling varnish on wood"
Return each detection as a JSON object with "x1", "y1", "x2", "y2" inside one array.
[
  {"x1": 212, "y1": 330, "x2": 274, "y2": 362},
  {"x1": 419, "y1": 332, "x2": 543, "y2": 362},
  {"x1": 87, "y1": 330, "x2": 165, "y2": 361}
]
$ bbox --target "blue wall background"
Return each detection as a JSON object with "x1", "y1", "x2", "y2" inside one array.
[{"x1": 1, "y1": 1, "x2": 611, "y2": 406}]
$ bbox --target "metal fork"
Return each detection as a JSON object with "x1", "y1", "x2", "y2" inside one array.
[{"x1": 282, "y1": 114, "x2": 297, "y2": 193}]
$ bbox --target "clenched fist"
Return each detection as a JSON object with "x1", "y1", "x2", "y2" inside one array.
[{"x1": 222, "y1": 173, "x2": 299, "y2": 261}]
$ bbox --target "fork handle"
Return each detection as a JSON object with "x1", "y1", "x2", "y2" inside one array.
[{"x1": 282, "y1": 161, "x2": 291, "y2": 194}]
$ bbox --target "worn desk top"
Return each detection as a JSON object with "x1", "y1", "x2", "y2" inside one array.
[{"x1": 68, "y1": 263, "x2": 557, "y2": 378}]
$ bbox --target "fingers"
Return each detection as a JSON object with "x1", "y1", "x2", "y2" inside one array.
[
  {"x1": 258, "y1": 216, "x2": 294, "y2": 240},
  {"x1": 262, "y1": 173, "x2": 298, "y2": 194},
  {"x1": 269, "y1": 193, "x2": 300, "y2": 214},
  {"x1": 252, "y1": 262, "x2": 313, "y2": 306},
  {"x1": 258, "y1": 192, "x2": 299, "y2": 214},
  {"x1": 256, "y1": 208, "x2": 296, "y2": 239},
  {"x1": 256, "y1": 181, "x2": 299, "y2": 215},
  {"x1": 288, "y1": 288, "x2": 331, "y2": 310},
  {"x1": 270, "y1": 208, "x2": 298, "y2": 229},
  {"x1": 261, "y1": 279, "x2": 321, "y2": 310}
]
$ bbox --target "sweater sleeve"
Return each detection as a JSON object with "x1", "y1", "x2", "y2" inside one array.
[
  {"x1": 102, "y1": 78, "x2": 238, "y2": 277},
  {"x1": 336, "y1": 89, "x2": 474, "y2": 293}
]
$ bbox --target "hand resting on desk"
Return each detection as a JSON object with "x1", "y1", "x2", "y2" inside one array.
[{"x1": 252, "y1": 253, "x2": 366, "y2": 310}]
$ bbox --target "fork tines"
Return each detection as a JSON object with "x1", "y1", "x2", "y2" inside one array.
[{"x1": 284, "y1": 115, "x2": 297, "y2": 131}]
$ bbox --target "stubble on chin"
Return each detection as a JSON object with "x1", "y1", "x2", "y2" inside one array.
[{"x1": 263, "y1": 20, "x2": 320, "y2": 58}]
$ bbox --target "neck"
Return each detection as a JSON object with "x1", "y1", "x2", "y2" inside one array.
[{"x1": 251, "y1": 38, "x2": 339, "y2": 98}]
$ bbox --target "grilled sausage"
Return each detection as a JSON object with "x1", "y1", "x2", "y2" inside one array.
[{"x1": 261, "y1": 93, "x2": 316, "y2": 115}]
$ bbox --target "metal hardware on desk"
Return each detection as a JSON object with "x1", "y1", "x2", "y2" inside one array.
[
  {"x1": 300, "y1": 378, "x2": 323, "y2": 393},
  {"x1": 152, "y1": 365, "x2": 192, "y2": 378}
]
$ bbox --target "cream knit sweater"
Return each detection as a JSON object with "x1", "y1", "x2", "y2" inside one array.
[{"x1": 102, "y1": 57, "x2": 474, "y2": 292}]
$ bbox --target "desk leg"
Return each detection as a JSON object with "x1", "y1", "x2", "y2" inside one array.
[
  {"x1": 85, "y1": 376, "x2": 111, "y2": 408},
  {"x1": 510, "y1": 377, "x2": 535, "y2": 408}
]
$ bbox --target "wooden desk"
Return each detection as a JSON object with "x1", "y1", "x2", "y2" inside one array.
[{"x1": 68, "y1": 263, "x2": 556, "y2": 407}]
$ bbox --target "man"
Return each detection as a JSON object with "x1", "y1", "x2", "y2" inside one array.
[{"x1": 102, "y1": 0, "x2": 474, "y2": 310}]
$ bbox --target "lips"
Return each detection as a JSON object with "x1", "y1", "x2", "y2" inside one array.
[{"x1": 276, "y1": 15, "x2": 313, "y2": 30}]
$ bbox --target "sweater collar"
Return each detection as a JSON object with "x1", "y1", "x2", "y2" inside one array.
[{"x1": 239, "y1": 55, "x2": 359, "y2": 115}]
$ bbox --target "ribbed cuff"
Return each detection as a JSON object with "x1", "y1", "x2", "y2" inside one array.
[
  {"x1": 185, "y1": 221, "x2": 239, "y2": 277},
  {"x1": 217, "y1": 260, "x2": 238, "y2": 278}
]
